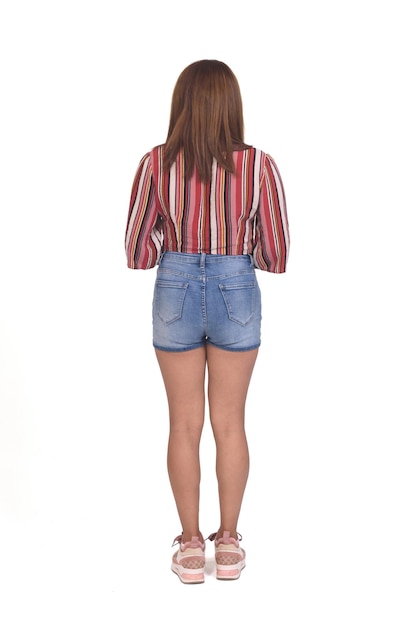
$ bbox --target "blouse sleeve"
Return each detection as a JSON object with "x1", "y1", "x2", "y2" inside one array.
[
  {"x1": 253, "y1": 153, "x2": 290, "y2": 273},
  {"x1": 125, "y1": 153, "x2": 163, "y2": 269}
]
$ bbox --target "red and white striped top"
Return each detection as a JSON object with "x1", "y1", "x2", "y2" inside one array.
[{"x1": 125, "y1": 145, "x2": 289, "y2": 273}]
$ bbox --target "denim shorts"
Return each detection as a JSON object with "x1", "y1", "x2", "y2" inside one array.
[{"x1": 152, "y1": 252, "x2": 262, "y2": 352}]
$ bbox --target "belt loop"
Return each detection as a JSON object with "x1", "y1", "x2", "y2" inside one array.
[
  {"x1": 200, "y1": 253, "x2": 206, "y2": 269},
  {"x1": 249, "y1": 253, "x2": 254, "y2": 267}
]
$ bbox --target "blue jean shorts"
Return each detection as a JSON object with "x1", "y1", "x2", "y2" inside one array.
[{"x1": 152, "y1": 252, "x2": 262, "y2": 352}]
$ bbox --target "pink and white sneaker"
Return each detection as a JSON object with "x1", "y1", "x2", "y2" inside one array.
[
  {"x1": 171, "y1": 535, "x2": 206, "y2": 584},
  {"x1": 208, "y1": 531, "x2": 246, "y2": 580}
]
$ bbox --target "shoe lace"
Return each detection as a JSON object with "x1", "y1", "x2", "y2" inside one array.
[{"x1": 171, "y1": 534, "x2": 183, "y2": 547}]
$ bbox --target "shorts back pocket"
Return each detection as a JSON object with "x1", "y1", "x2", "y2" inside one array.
[
  {"x1": 219, "y1": 282, "x2": 255, "y2": 326},
  {"x1": 154, "y1": 280, "x2": 189, "y2": 324}
]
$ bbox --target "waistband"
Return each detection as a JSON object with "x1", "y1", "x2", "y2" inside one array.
[{"x1": 160, "y1": 252, "x2": 254, "y2": 267}]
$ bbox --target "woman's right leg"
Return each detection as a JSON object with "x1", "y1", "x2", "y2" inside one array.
[{"x1": 155, "y1": 346, "x2": 207, "y2": 542}]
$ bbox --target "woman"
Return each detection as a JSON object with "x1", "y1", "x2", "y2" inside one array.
[{"x1": 125, "y1": 60, "x2": 289, "y2": 583}]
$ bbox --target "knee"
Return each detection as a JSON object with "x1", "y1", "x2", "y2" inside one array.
[
  {"x1": 170, "y1": 418, "x2": 204, "y2": 439},
  {"x1": 210, "y1": 417, "x2": 246, "y2": 440}
]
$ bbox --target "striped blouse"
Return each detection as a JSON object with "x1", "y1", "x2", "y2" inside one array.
[{"x1": 125, "y1": 145, "x2": 289, "y2": 273}]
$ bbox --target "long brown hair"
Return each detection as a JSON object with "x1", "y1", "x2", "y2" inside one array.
[{"x1": 163, "y1": 60, "x2": 248, "y2": 183}]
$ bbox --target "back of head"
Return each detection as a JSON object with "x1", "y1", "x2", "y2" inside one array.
[{"x1": 163, "y1": 60, "x2": 246, "y2": 182}]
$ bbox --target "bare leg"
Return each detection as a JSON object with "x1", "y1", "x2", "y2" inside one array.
[
  {"x1": 155, "y1": 347, "x2": 207, "y2": 542},
  {"x1": 207, "y1": 345, "x2": 258, "y2": 537}
]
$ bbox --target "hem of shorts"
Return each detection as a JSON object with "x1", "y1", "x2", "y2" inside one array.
[
  {"x1": 153, "y1": 341, "x2": 261, "y2": 352},
  {"x1": 206, "y1": 341, "x2": 261, "y2": 352},
  {"x1": 153, "y1": 342, "x2": 206, "y2": 352}
]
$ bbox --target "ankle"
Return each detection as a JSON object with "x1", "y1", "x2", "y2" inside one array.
[
  {"x1": 216, "y1": 529, "x2": 239, "y2": 541},
  {"x1": 180, "y1": 531, "x2": 205, "y2": 544}
]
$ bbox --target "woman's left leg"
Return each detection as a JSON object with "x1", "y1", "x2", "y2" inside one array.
[
  {"x1": 206, "y1": 344, "x2": 259, "y2": 537},
  {"x1": 155, "y1": 346, "x2": 207, "y2": 542}
]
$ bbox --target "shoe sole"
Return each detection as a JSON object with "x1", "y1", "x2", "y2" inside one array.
[
  {"x1": 171, "y1": 562, "x2": 205, "y2": 584},
  {"x1": 216, "y1": 559, "x2": 246, "y2": 580}
]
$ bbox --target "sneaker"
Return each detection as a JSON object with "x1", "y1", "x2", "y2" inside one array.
[
  {"x1": 171, "y1": 535, "x2": 205, "y2": 584},
  {"x1": 208, "y1": 531, "x2": 246, "y2": 580}
]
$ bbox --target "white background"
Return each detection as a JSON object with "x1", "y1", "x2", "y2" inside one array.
[{"x1": 1, "y1": 0, "x2": 416, "y2": 624}]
